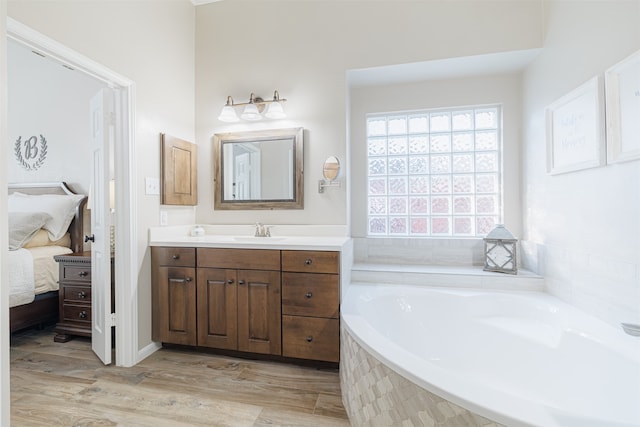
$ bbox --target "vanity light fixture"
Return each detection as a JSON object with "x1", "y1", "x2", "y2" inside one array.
[{"x1": 217, "y1": 90, "x2": 287, "y2": 123}]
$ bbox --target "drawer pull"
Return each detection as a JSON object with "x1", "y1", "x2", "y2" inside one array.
[
  {"x1": 172, "y1": 254, "x2": 180, "y2": 260},
  {"x1": 227, "y1": 279, "x2": 234, "y2": 285},
  {"x1": 184, "y1": 277, "x2": 192, "y2": 282},
  {"x1": 78, "y1": 271, "x2": 88, "y2": 277},
  {"x1": 305, "y1": 258, "x2": 313, "y2": 265},
  {"x1": 238, "y1": 280, "x2": 245, "y2": 285},
  {"x1": 78, "y1": 291, "x2": 87, "y2": 299},
  {"x1": 79, "y1": 311, "x2": 88, "y2": 319},
  {"x1": 305, "y1": 292, "x2": 313, "y2": 299},
  {"x1": 306, "y1": 336, "x2": 313, "y2": 343}
]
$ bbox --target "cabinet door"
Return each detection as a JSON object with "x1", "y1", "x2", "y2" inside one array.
[
  {"x1": 197, "y1": 268, "x2": 237, "y2": 350},
  {"x1": 237, "y1": 270, "x2": 282, "y2": 355},
  {"x1": 155, "y1": 266, "x2": 197, "y2": 345},
  {"x1": 160, "y1": 134, "x2": 197, "y2": 206}
]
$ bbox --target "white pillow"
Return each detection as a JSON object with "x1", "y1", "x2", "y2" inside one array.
[
  {"x1": 8, "y1": 212, "x2": 53, "y2": 250},
  {"x1": 8, "y1": 192, "x2": 85, "y2": 241}
]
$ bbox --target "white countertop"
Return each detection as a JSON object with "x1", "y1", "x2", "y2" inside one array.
[{"x1": 149, "y1": 225, "x2": 351, "y2": 251}]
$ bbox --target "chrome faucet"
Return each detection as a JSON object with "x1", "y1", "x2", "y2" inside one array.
[{"x1": 254, "y1": 222, "x2": 271, "y2": 237}]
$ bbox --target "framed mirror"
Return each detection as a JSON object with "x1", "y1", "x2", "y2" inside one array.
[{"x1": 213, "y1": 127, "x2": 304, "y2": 210}]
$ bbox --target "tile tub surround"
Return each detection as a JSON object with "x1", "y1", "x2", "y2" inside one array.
[
  {"x1": 354, "y1": 237, "x2": 487, "y2": 266},
  {"x1": 340, "y1": 326, "x2": 503, "y2": 427},
  {"x1": 350, "y1": 263, "x2": 544, "y2": 292},
  {"x1": 520, "y1": 239, "x2": 640, "y2": 330}
]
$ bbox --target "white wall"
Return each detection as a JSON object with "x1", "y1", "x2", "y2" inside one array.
[
  {"x1": 350, "y1": 73, "x2": 524, "y2": 240},
  {"x1": 521, "y1": 0, "x2": 640, "y2": 328},
  {"x1": 195, "y1": 0, "x2": 542, "y2": 228},
  {"x1": 7, "y1": 39, "x2": 106, "y2": 195},
  {"x1": 7, "y1": 0, "x2": 196, "y2": 354},
  {"x1": 0, "y1": 1, "x2": 10, "y2": 424}
]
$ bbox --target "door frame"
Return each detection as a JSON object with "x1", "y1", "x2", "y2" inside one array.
[{"x1": 6, "y1": 18, "x2": 139, "y2": 367}]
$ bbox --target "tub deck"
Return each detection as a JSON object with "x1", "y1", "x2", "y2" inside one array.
[{"x1": 341, "y1": 282, "x2": 640, "y2": 427}]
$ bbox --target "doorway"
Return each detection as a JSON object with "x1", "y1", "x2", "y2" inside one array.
[{"x1": 5, "y1": 18, "x2": 138, "y2": 367}]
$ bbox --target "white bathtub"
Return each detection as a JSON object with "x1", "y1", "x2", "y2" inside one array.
[{"x1": 341, "y1": 283, "x2": 640, "y2": 427}]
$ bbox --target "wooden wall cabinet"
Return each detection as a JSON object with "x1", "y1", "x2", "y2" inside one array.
[
  {"x1": 151, "y1": 246, "x2": 340, "y2": 363},
  {"x1": 160, "y1": 133, "x2": 197, "y2": 206}
]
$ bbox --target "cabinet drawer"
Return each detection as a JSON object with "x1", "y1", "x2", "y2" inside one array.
[
  {"x1": 62, "y1": 304, "x2": 91, "y2": 324},
  {"x1": 62, "y1": 265, "x2": 92, "y2": 282},
  {"x1": 281, "y1": 250, "x2": 339, "y2": 274},
  {"x1": 282, "y1": 315, "x2": 339, "y2": 362},
  {"x1": 282, "y1": 273, "x2": 339, "y2": 319},
  {"x1": 152, "y1": 247, "x2": 196, "y2": 267},
  {"x1": 63, "y1": 285, "x2": 91, "y2": 303},
  {"x1": 197, "y1": 248, "x2": 280, "y2": 271}
]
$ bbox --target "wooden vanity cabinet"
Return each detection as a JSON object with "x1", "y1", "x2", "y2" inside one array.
[
  {"x1": 281, "y1": 250, "x2": 340, "y2": 362},
  {"x1": 151, "y1": 247, "x2": 197, "y2": 345},
  {"x1": 197, "y1": 248, "x2": 282, "y2": 355},
  {"x1": 152, "y1": 246, "x2": 341, "y2": 363}
]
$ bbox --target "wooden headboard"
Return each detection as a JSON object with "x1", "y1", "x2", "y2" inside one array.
[{"x1": 8, "y1": 182, "x2": 88, "y2": 253}]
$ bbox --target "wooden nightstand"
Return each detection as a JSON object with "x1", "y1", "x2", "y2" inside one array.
[{"x1": 53, "y1": 251, "x2": 114, "y2": 343}]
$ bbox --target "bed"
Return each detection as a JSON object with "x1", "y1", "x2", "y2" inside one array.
[{"x1": 8, "y1": 182, "x2": 87, "y2": 333}]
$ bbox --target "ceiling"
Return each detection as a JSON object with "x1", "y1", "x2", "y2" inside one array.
[
  {"x1": 348, "y1": 49, "x2": 542, "y2": 88},
  {"x1": 191, "y1": 0, "x2": 221, "y2": 5}
]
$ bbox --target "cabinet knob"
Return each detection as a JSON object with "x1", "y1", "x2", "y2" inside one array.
[
  {"x1": 78, "y1": 271, "x2": 88, "y2": 277},
  {"x1": 306, "y1": 336, "x2": 313, "y2": 343},
  {"x1": 305, "y1": 258, "x2": 313, "y2": 265},
  {"x1": 305, "y1": 292, "x2": 313, "y2": 299},
  {"x1": 78, "y1": 291, "x2": 86, "y2": 299},
  {"x1": 227, "y1": 279, "x2": 234, "y2": 285},
  {"x1": 172, "y1": 254, "x2": 180, "y2": 260},
  {"x1": 79, "y1": 311, "x2": 88, "y2": 319},
  {"x1": 184, "y1": 277, "x2": 192, "y2": 282},
  {"x1": 238, "y1": 280, "x2": 245, "y2": 285}
]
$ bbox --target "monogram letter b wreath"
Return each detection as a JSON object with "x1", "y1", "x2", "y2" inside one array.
[{"x1": 15, "y1": 135, "x2": 48, "y2": 171}]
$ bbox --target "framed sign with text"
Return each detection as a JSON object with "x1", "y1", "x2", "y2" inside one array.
[
  {"x1": 545, "y1": 77, "x2": 605, "y2": 175},
  {"x1": 605, "y1": 49, "x2": 640, "y2": 164}
]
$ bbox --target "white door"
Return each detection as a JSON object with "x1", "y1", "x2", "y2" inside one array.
[
  {"x1": 89, "y1": 88, "x2": 114, "y2": 365},
  {"x1": 235, "y1": 152, "x2": 250, "y2": 199},
  {"x1": 249, "y1": 151, "x2": 261, "y2": 199}
]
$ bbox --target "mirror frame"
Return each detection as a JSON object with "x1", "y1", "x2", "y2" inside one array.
[{"x1": 213, "y1": 127, "x2": 304, "y2": 210}]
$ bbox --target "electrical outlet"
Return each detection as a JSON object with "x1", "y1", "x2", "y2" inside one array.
[
  {"x1": 145, "y1": 177, "x2": 160, "y2": 195},
  {"x1": 160, "y1": 211, "x2": 168, "y2": 226}
]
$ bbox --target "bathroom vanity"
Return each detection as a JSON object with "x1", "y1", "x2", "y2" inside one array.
[{"x1": 149, "y1": 226, "x2": 351, "y2": 364}]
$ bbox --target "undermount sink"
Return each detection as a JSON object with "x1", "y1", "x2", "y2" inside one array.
[{"x1": 232, "y1": 236, "x2": 288, "y2": 242}]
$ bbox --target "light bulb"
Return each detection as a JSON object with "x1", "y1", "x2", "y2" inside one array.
[
  {"x1": 218, "y1": 105, "x2": 239, "y2": 122},
  {"x1": 265, "y1": 102, "x2": 286, "y2": 119},
  {"x1": 241, "y1": 103, "x2": 262, "y2": 121}
]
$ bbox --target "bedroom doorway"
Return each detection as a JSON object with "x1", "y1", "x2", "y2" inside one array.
[{"x1": 5, "y1": 19, "x2": 137, "y2": 367}]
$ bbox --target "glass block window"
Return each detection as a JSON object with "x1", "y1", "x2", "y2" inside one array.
[{"x1": 366, "y1": 106, "x2": 502, "y2": 237}]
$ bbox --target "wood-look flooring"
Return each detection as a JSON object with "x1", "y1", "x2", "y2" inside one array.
[{"x1": 10, "y1": 326, "x2": 351, "y2": 427}]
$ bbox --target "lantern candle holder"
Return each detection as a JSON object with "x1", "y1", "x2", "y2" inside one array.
[{"x1": 483, "y1": 224, "x2": 518, "y2": 275}]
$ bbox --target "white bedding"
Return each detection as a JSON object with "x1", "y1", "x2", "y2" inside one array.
[
  {"x1": 8, "y1": 245, "x2": 72, "y2": 308},
  {"x1": 8, "y1": 248, "x2": 34, "y2": 308}
]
